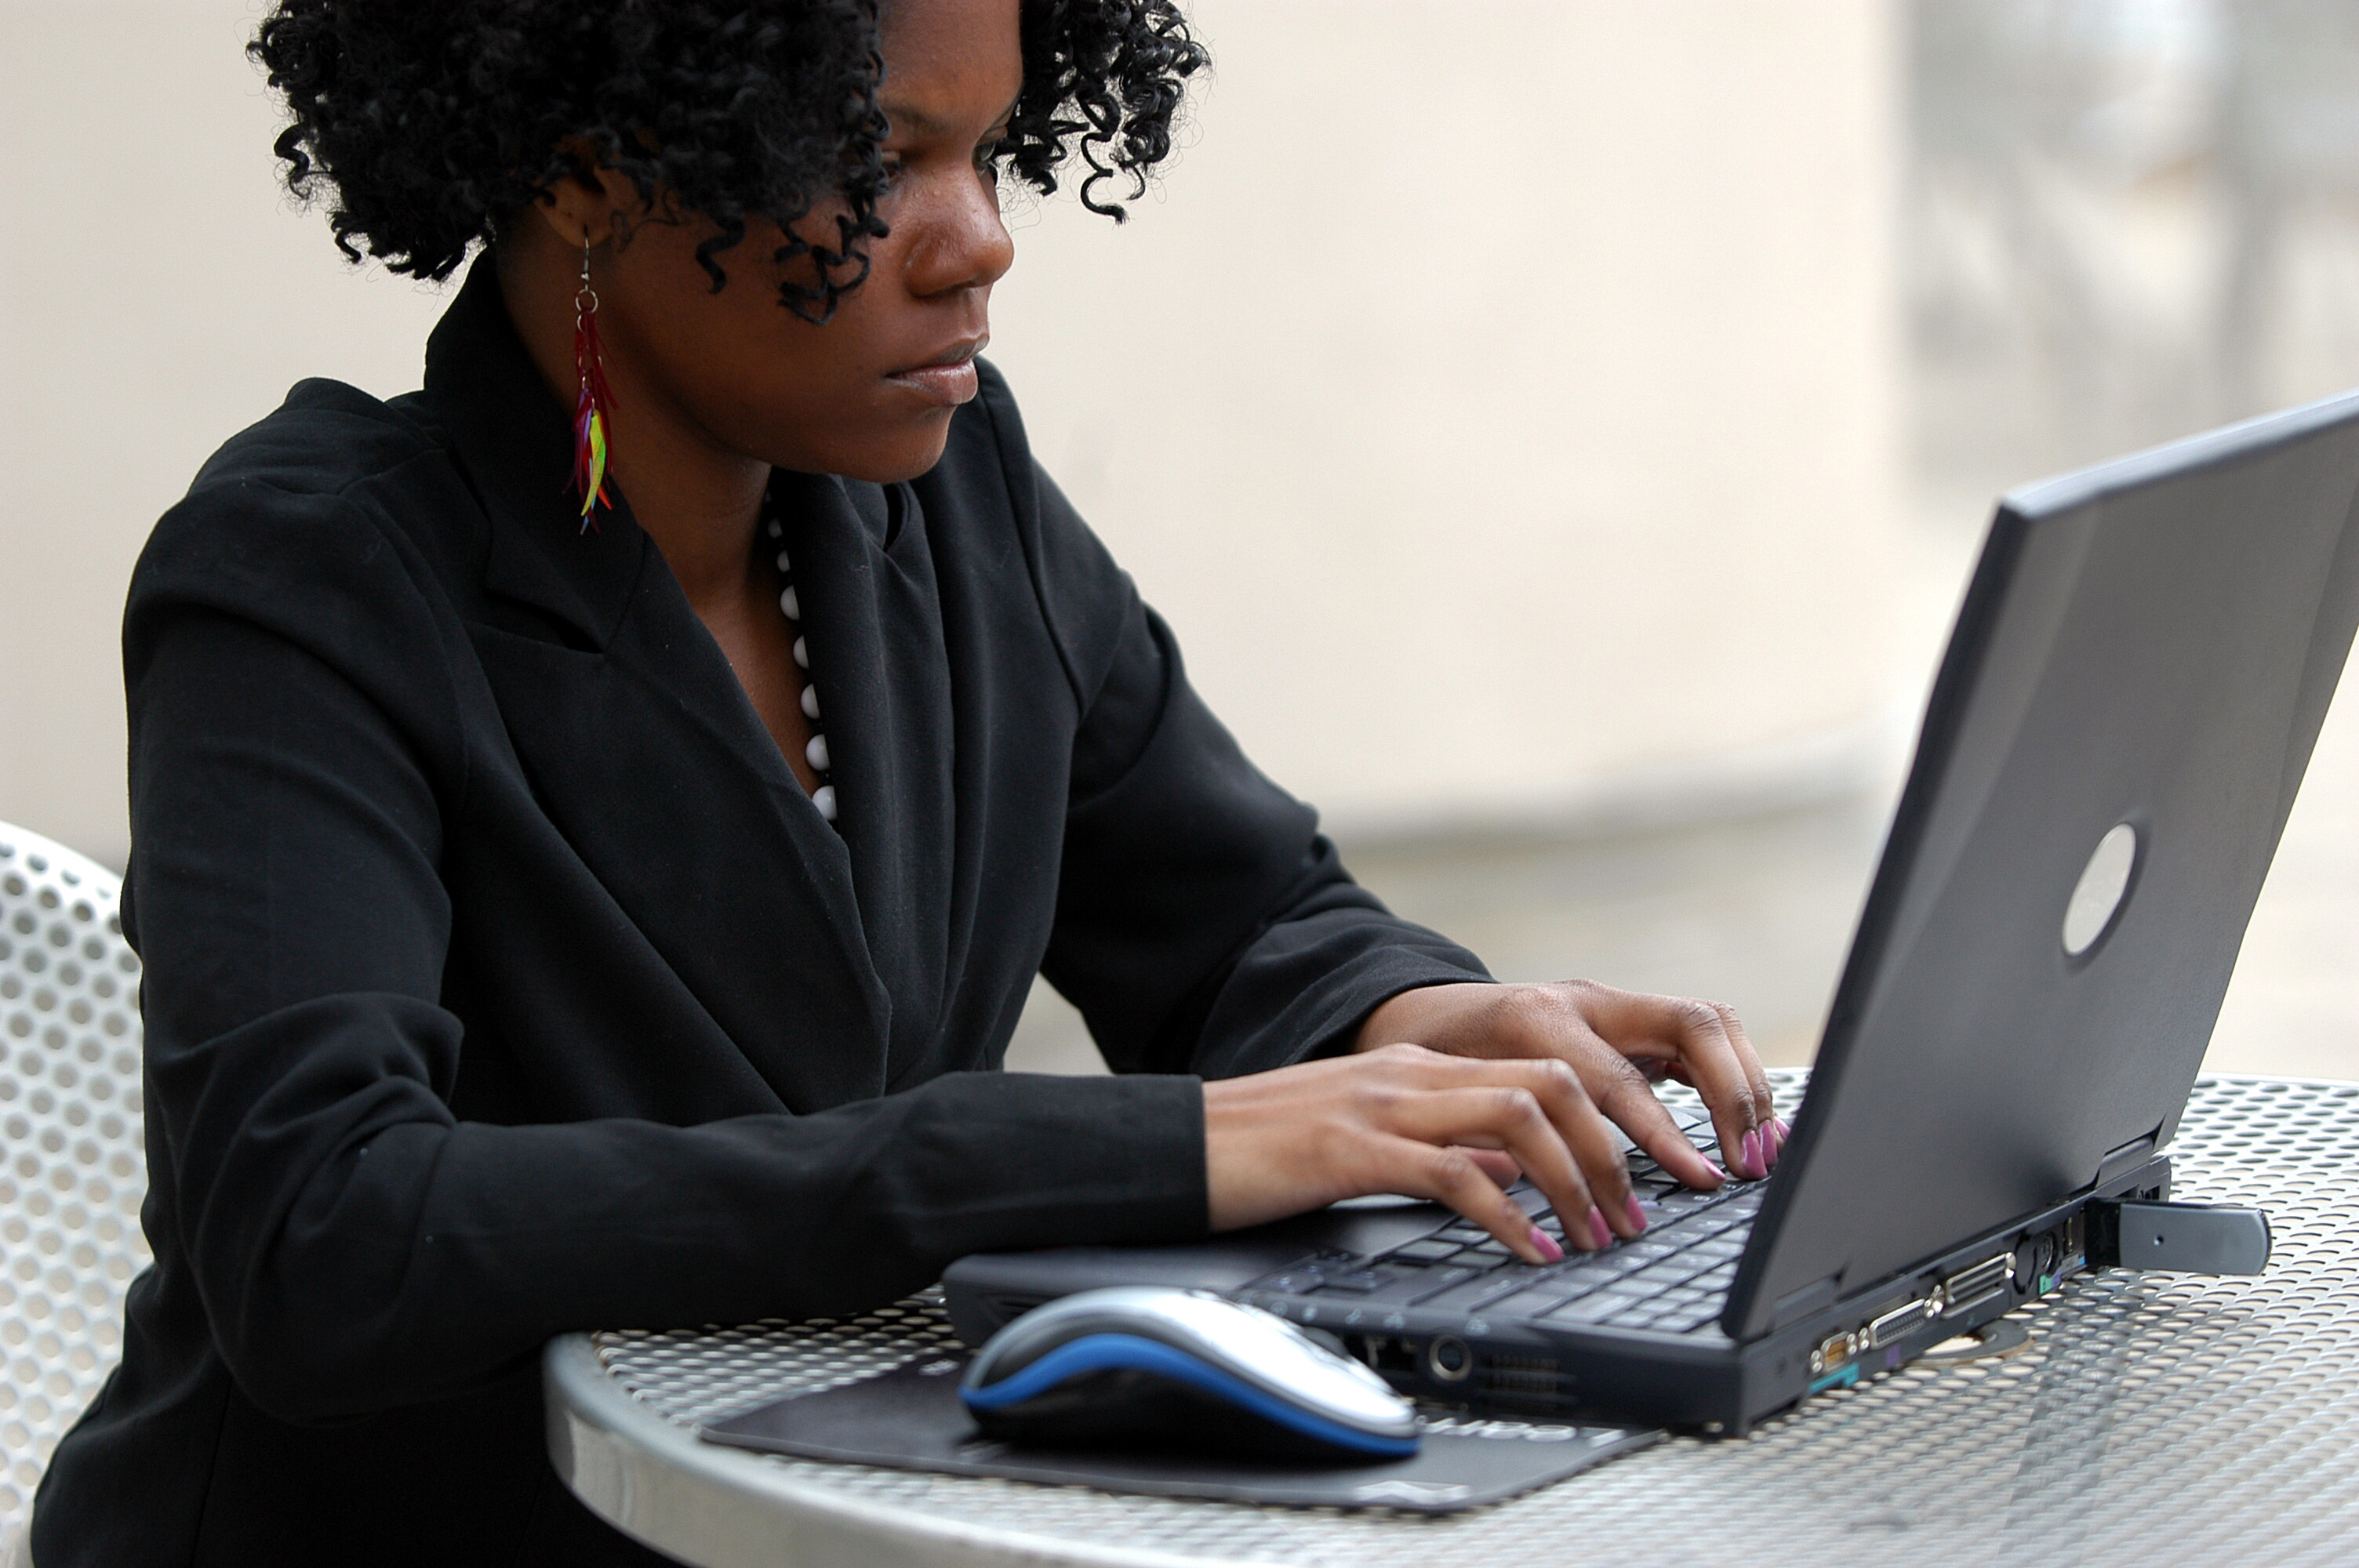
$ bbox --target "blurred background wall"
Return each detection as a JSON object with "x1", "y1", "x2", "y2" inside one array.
[{"x1": 0, "y1": 0, "x2": 2352, "y2": 1076}]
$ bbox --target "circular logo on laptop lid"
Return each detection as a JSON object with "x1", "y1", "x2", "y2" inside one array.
[{"x1": 2063, "y1": 822, "x2": 2139, "y2": 957}]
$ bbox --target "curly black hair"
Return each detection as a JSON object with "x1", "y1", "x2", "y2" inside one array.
[{"x1": 249, "y1": 0, "x2": 1207, "y2": 319}]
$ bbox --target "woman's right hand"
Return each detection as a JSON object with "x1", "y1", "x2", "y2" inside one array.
[{"x1": 1203, "y1": 1044, "x2": 1656, "y2": 1265}]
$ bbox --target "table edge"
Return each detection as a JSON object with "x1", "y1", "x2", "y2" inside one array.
[{"x1": 545, "y1": 1334, "x2": 1287, "y2": 1568}]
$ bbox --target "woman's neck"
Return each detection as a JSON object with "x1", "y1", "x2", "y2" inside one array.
[{"x1": 493, "y1": 238, "x2": 769, "y2": 616}]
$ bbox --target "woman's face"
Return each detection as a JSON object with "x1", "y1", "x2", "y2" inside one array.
[{"x1": 587, "y1": 0, "x2": 1023, "y2": 484}]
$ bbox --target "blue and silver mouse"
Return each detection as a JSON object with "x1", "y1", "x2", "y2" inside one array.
[{"x1": 958, "y1": 1287, "x2": 1420, "y2": 1461}]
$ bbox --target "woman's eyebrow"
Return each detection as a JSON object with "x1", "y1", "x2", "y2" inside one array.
[{"x1": 881, "y1": 90, "x2": 1025, "y2": 138}]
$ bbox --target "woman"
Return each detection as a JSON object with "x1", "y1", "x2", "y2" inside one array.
[{"x1": 32, "y1": 0, "x2": 1784, "y2": 1561}]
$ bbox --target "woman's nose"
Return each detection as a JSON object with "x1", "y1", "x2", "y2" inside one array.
[{"x1": 905, "y1": 169, "x2": 1016, "y2": 299}]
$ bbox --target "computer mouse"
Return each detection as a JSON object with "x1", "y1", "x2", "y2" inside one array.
[{"x1": 958, "y1": 1286, "x2": 1420, "y2": 1461}]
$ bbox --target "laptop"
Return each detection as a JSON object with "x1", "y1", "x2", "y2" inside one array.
[{"x1": 947, "y1": 389, "x2": 2359, "y2": 1436}]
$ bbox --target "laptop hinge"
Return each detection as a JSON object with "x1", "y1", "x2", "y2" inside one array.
[
  {"x1": 1767, "y1": 1272, "x2": 1841, "y2": 1330},
  {"x1": 2091, "y1": 1127, "x2": 2161, "y2": 1191}
]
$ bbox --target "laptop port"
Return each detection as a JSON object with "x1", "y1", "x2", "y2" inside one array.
[
  {"x1": 1808, "y1": 1329, "x2": 1858, "y2": 1377},
  {"x1": 1426, "y1": 1334, "x2": 1474, "y2": 1383},
  {"x1": 1866, "y1": 1298, "x2": 1933, "y2": 1349},
  {"x1": 1936, "y1": 1252, "x2": 2015, "y2": 1317}
]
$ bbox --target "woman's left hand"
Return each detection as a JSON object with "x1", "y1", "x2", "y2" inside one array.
[{"x1": 1355, "y1": 981, "x2": 1785, "y2": 1188}]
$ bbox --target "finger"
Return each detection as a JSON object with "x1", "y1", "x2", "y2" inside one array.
[
  {"x1": 1515, "y1": 1057, "x2": 1652, "y2": 1238},
  {"x1": 1576, "y1": 985, "x2": 1764, "y2": 1169},
  {"x1": 1376, "y1": 1136, "x2": 1566, "y2": 1264},
  {"x1": 1390, "y1": 1058, "x2": 1645, "y2": 1243},
  {"x1": 1450, "y1": 1000, "x2": 1672, "y2": 1233},
  {"x1": 1491, "y1": 1009, "x2": 1717, "y2": 1202},
  {"x1": 1580, "y1": 1046, "x2": 1728, "y2": 1193},
  {"x1": 1623, "y1": 990, "x2": 1774, "y2": 1174},
  {"x1": 1380, "y1": 1083, "x2": 1607, "y2": 1250},
  {"x1": 1711, "y1": 1001, "x2": 1784, "y2": 1168},
  {"x1": 1459, "y1": 1147, "x2": 1522, "y2": 1187}
]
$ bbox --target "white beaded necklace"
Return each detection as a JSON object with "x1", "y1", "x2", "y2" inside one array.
[{"x1": 765, "y1": 510, "x2": 836, "y2": 824}]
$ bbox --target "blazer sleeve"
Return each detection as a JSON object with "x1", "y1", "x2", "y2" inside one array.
[
  {"x1": 1026, "y1": 465, "x2": 1494, "y2": 1080},
  {"x1": 122, "y1": 465, "x2": 1206, "y2": 1425}
]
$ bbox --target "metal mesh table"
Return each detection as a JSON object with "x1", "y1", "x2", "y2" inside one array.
[{"x1": 549, "y1": 1072, "x2": 2359, "y2": 1568}]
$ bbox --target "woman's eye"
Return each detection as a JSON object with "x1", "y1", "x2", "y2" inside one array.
[{"x1": 973, "y1": 139, "x2": 1005, "y2": 176}]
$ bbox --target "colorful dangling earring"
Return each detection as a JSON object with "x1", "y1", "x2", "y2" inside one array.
[{"x1": 571, "y1": 235, "x2": 617, "y2": 532}]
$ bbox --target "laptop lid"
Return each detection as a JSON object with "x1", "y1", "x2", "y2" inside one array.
[{"x1": 1727, "y1": 390, "x2": 2359, "y2": 1341}]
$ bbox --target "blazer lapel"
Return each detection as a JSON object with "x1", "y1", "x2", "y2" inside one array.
[
  {"x1": 423, "y1": 259, "x2": 895, "y2": 1111},
  {"x1": 781, "y1": 473, "x2": 958, "y2": 1087}
]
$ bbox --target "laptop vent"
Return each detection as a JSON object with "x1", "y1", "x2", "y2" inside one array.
[{"x1": 1476, "y1": 1352, "x2": 1572, "y2": 1405}]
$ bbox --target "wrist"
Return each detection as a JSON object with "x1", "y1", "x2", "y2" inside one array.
[{"x1": 1354, "y1": 981, "x2": 1497, "y2": 1053}]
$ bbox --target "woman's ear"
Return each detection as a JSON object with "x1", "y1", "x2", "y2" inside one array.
[{"x1": 532, "y1": 143, "x2": 639, "y2": 250}]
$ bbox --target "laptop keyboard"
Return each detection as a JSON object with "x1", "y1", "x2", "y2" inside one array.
[{"x1": 1250, "y1": 1112, "x2": 1763, "y2": 1337}]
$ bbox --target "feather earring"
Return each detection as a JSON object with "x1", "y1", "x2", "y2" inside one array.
[{"x1": 571, "y1": 236, "x2": 617, "y2": 532}]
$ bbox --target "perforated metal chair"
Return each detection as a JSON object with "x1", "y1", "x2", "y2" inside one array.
[{"x1": 0, "y1": 823, "x2": 148, "y2": 1551}]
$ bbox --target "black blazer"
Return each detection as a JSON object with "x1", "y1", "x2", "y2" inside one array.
[{"x1": 33, "y1": 260, "x2": 1487, "y2": 1565}]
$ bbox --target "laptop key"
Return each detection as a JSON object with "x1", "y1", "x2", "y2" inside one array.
[
  {"x1": 1547, "y1": 1294, "x2": 1630, "y2": 1325},
  {"x1": 1481, "y1": 1289, "x2": 1568, "y2": 1321},
  {"x1": 1259, "y1": 1271, "x2": 1325, "y2": 1294},
  {"x1": 1550, "y1": 1272, "x2": 1610, "y2": 1301},
  {"x1": 1417, "y1": 1275, "x2": 1529, "y2": 1313},
  {"x1": 1390, "y1": 1239, "x2": 1462, "y2": 1265},
  {"x1": 1405, "y1": 1265, "x2": 1485, "y2": 1304},
  {"x1": 1318, "y1": 1271, "x2": 1385, "y2": 1294},
  {"x1": 1352, "y1": 1271, "x2": 1457, "y2": 1306},
  {"x1": 1601, "y1": 1307, "x2": 1665, "y2": 1330}
]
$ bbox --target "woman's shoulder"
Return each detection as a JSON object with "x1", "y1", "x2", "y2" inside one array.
[
  {"x1": 188, "y1": 377, "x2": 444, "y2": 502},
  {"x1": 128, "y1": 379, "x2": 472, "y2": 673}
]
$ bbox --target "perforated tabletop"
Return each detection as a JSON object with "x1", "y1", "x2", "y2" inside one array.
[{"x1": 548, "y1": 1073, "x2": 2359, "y2": 1568}]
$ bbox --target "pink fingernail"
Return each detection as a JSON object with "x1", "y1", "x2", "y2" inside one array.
[
  {"x1": 1705, "y1": 1160, "x2": 1731, "y2": 1183},
  {"x1": 1624, "y1": 1193, "x2": 1648, "y2": 1234},
  {"x1": 1587, "y1": 1207, "x2": 1612, "y2": 1250},
  {"x1": 1528, "y1": 1225, "x2": 1564, "y2": 1263},
  {"x1": 1740, "y1": 1129, "x2": 1761, "y2": 1177},
  {"x1": 1763, "y1": 1123, "x2": 1781, "y2": 1167}
]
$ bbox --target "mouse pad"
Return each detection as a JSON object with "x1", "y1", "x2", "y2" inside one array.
[{"x1": 700, "y1": 1355, "x2": 1661, "y2": 1513}]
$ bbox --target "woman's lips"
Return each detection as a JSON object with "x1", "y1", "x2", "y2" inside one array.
[
  {"x1": 885, "y1": 340, "x2": 984, "y2": 407},
  {"x1": 885, "y1": 360, "x2": 980, "y2": 406}
]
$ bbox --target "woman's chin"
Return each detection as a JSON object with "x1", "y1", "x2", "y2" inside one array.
[{"x1": 808, "y1": 417, "x2": 959, "y2": 485}]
